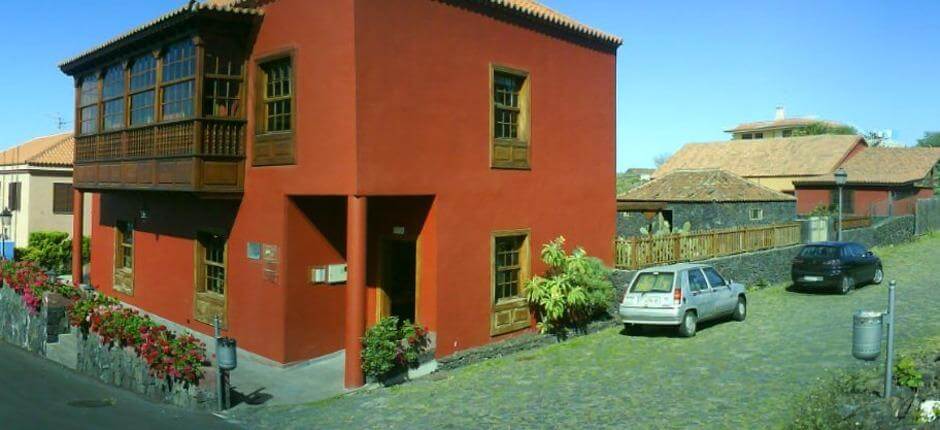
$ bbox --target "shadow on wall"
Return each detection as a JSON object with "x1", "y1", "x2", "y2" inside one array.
[{"x1": 98, "y1": 192, "x2": 239, "y2": 240}]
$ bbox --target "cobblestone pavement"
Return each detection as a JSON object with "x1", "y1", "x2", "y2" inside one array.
[{"x1": 233, "y1": 236, "x2": 940, "y2": 429}]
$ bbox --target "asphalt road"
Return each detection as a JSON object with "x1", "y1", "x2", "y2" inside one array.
[{"x1": 0, "y1": 341, "x2": 238, "y2": 430}]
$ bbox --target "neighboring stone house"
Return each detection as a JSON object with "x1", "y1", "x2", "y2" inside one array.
[
  {"x1": 0, "y1": 133, "x2": 90, "y2": 253},
  {"x1": 725, "y1": 107, "x2": 847, "y2": 140},
  {"x1": 793, "y1": 147, "x2": 940, "y2": 216},
  {"x1": 617, "y1": 169, "x2": 796, "y2": 238},
  {"x1": 655, "y1": 134, "x2": 867, "y2": 194}
]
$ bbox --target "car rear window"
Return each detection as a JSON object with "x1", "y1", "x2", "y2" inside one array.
[
  {"x1": 630, "y1": 272, "x2": 675, "y2": 293},
  {"x1": 799, "y1": 246, "x2": 839, "y2": 258}
]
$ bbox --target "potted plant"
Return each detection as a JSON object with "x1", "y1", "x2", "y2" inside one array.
[{"x1": 361, "y1": 316, "x2": 430, "y2": 385}]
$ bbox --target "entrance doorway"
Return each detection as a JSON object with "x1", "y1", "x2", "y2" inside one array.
[{"x1": 379, "y1": 238, "x2": 417, "y2": 323}]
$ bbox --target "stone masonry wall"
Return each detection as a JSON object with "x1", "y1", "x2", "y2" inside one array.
[
  {"x1": 76, "y1": 329, "x2": 216, "y2": 411},
  {"x1": 0, "y1": 287, "x2": 46, "y2": 354},
  {"x1": 842, "y1": 215, "x2": 915, "y2": 249},
  {"x1": 617, "y1": 201, "x2": 796, "y2": 238},
  {"x1": 0, "y1": 285, "x2": 216, "y2": 411}
]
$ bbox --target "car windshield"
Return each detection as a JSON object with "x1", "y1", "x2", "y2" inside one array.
[
  {"x1": 630, "y1": 272, "x2": 675, "y2": 293},
  {"x1": 799, "y1": 246, "x2": 839, "y2": 259}
]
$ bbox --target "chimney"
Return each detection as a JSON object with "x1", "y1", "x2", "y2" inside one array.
[{"x1": 775, "y1": 106, "x2": 785, "y2": 121}]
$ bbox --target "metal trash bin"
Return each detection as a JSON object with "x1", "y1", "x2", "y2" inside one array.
[
  {"x1": 852, "y1": 310, "x2": 883, "y2": 361},
  {"x1": 217, "y1": 337, "x2": 238, "y2": 370}
]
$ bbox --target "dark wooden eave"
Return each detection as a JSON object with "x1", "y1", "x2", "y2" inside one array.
[
  {"x1": 617, "y1": 201, "x2": 668, "y2": 212},
  {"x1": 59, "y1": 3, "x2": 262, "y2": 76}
]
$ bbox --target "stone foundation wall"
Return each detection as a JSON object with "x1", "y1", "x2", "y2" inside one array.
[
  {"x1": 76, "y1": 330, "x2": 216, "y2": 411},
  {"x1": 0, "y1": 287, "x2": 46, "y2": 354},
  {"x1": 842, "y1": 215, "x2": 915, "y2": 249},
  {"x1": 0, "y1": 285, "x2": 216, "y2": 411}
]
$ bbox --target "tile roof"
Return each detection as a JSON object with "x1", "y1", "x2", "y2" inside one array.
[
  {"x1": 0, "y1": 133, "x2": 74, "y2": 168},
  {"x1": 655, "y1": 135, "x2": 866, "y2": 179},
  {"x1": 209, "y1": 0, "x2": 622, "y2": 46},
  {"x1": 619, "y1": 169, "x2": 796, "y2": 203},
  {"x1": 793, "y1": 147, "x2": 940, "y2": 186},
  {"x1": 59, "y1": 2, "x2": 263, "y2": 71},
  {"x1": 725, "y1": 118, "x2": 845, "y2": 133}
]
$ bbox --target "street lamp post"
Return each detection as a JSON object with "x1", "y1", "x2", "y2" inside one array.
[
  {"x1": 0, "y1": 208, "x2": 12, "y2": 260},
  {"x1": 834, "y1": 167, "x2": 847, "y2": 241}
]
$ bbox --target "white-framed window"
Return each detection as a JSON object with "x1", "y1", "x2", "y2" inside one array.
[{"x1": 749, "y1": 208, "x2": 764, "y2": 221}]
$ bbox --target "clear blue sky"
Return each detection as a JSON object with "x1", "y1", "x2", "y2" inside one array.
[{"x1": 2, "y1": 1, "x2": 939, "y2": 171}]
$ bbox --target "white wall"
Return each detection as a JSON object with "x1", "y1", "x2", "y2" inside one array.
[{"x1": 0, "y1": 165, "x2": 91, "y2": 248}]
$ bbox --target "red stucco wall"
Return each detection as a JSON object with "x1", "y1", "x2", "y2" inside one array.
[
  {"x1": 88, "y1": 0, "x2": 617, "y2": 363},
  {"x1": 796, "y1": 186, "x2": 931, "y2": 216},
  {"x1": 353, "y1": 0, "x2": 617, "y2": 356}
]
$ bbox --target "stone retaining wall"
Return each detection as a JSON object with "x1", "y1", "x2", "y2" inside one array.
[
  {"x1": 0, "y1": 287, "x2": 46, "y2": 354},
  {"x1": 76, "y1": 329, "x2": 216, "y2": 411},
  {"x1": 0, "y1": 285, "x2": 216, "y2": 411},
  {"x1": 842, "y1": 215, "x2": 915, "y2": 249}
]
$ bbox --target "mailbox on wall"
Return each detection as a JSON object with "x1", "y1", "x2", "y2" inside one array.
[{"x1": 327, "y1": 264, "x2": 347, "y2": 284}]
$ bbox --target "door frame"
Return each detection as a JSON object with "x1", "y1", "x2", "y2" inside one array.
[{"x1": 375, "y1": 234, "x2": 421, "y2": 324}]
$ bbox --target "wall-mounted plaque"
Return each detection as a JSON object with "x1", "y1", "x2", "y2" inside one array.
[
  {"x1": 247, "y1": 242, "x2": 262, "y2": 260},
  {"x1": 262, "y1": 244, "x2": 279, "y2": 282}
]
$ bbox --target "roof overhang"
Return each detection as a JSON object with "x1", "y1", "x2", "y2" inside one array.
[
  {"x1": 59, "y1": 3, "x2": 263, "y2": 76},
  {"x1": 617, "y1": 201, "x2": 667, "y2": 211}
]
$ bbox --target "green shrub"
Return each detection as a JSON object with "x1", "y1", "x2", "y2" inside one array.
[
  {"x1": 525, "y1": 236, "x2": 613, "y2": 334},
  {"x1": 17, "y1": 232, "x2": 89, "y2": 275},
  {"x1": 361, "y1": 316, "x2": 430, "y2": 380},
  {"x1": 895, "y1": 355, "x2": 924, "y2": 390},
  {"x1": 808, "y1": 204, "x2": 834, "y2": 217}
]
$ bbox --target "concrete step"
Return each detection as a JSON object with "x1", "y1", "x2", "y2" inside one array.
[{"x1": 46, "y1": 332, "x2": 77, "y2": 370}]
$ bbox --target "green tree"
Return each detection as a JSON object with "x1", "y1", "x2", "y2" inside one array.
[
  {"x1": 916, "y1": 132, "x2": 940, "y2": 147},
  {"x1": 790, "y1": 121, "x2": 858, "y2": 137}
]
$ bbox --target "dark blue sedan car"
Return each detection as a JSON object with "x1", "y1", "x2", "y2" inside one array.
[{"x1": 791, "y1": 242, "x2": 884, "y2": 294}]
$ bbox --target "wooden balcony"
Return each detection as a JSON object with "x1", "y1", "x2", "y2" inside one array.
[{"x1": 74, "y1": 118, "x2": 245, "y2": 195}]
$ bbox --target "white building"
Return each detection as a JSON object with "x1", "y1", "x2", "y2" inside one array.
[{"x1": 0, "y1": 132, "x2": 91, "y2": 251}]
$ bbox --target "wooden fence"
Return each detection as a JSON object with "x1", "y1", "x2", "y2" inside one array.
[
  {"x1": 841, "y1": 216, "x2": 872, "y2": 230},
  {"x1": 615, "y1": 223, "x2": 802, "y2": 270}
]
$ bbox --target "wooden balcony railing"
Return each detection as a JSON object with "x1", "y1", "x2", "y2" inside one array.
[
  {"x1": 73, "y1": 118, "x2": 245, "y2": 194},
  {"x1": 75, "y1": 118, "x2": 245, "y2": 163}
]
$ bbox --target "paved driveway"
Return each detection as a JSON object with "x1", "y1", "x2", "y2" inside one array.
[
  {"x1": 0, "y1": 341, "x2": 237, "y2": 430},
  {"x1": 234, "y1": 236, "x2": 940, "y2": 429}
]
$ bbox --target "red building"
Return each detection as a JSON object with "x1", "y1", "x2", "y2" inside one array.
[
  {"x1": 793, "y1": 147, "x2": 940, "y2": 216},
  {"x1": 60, "y1": 0, "x2": 620, "y2": 387}
]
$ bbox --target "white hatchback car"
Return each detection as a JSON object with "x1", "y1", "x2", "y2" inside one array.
[{"x1": 619, "y1": 263, "x2": 747, "y2": 337}]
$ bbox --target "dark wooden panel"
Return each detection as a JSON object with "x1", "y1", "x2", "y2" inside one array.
[{"x1": 202, "y1": 161, "x2": 239, "y2": 186}]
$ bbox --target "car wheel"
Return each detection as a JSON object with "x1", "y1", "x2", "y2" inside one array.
[
  {"x1": 732, "y1": 297, "x2": 746, "y2": 321},
  {"x1": 872, "y1": 267, "x2": 884, "y2": 285},
  {"x1": 678, "y1": 311, "x2": 697, "y2": 337},
  {"x1": 839, "y1": 276, "x2": 854, "y2": 295}
]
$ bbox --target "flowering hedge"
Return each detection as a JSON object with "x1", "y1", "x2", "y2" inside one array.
[
  {"x1": 0, "y1": 260, "x2": 79, "y2": 313},
  {"x1": 1, "y1": 260, "x2": 207, "y2": 385}
]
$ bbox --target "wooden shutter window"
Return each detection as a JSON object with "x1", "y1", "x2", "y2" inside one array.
[
  {"x1": 113, "y1": 220, "x2": 134, "y2": 296},
  {"x1": 253, "y1": 53, "x2": 296, "y2": 166},
  {"x1": 53, "y1": 183, "x2": 74, "y2": 214},
  {"x1": 490, "y1": 230, "x2": 531, "y2": 336},
  {"x1": 8, "y1": 182, "x2": 20, "y2": 211},
  {"x1": 491, "y1": 65, "x2": 530, "y2": 170},
  {"x1": 194, "y1": 232, "x2": 228, "y2": 326}
]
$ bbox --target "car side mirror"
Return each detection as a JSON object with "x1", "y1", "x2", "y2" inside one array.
[{"x1": 864, "y1": 251, "x2": 874, "y2": 257}]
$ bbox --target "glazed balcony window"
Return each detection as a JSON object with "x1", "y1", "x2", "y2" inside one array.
[{"x1": 68, "y1": 35, "x2": 249, "y2": 194}]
